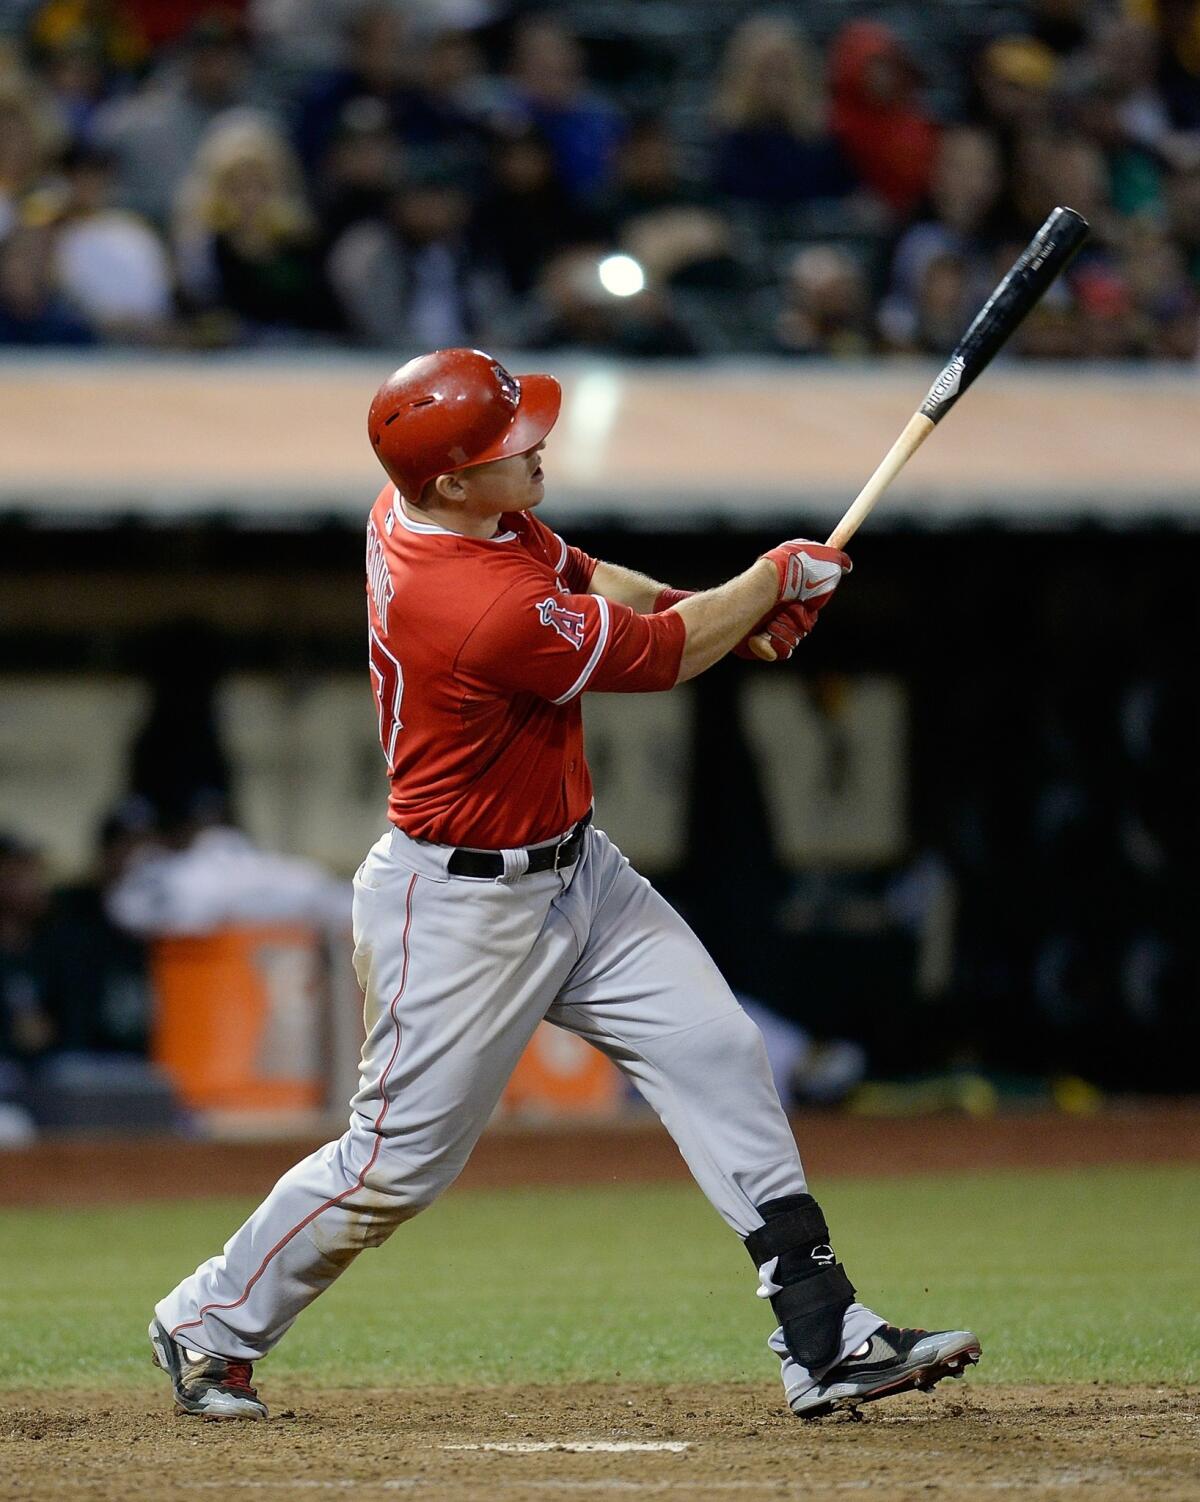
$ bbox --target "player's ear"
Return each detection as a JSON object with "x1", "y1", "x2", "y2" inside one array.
[{"x1": 433, "y1": 471, "x2": 467, "y2": 503}]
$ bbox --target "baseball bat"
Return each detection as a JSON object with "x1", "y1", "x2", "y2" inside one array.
[{"x1": 824, "y1": 205, "x2": 1089, "y2": 551}]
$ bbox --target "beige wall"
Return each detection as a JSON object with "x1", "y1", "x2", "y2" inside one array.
[
  {"x1": 0, "y1": 671, "x2": 908, "y2": 877},
  {"x1": 4, "y1": 356, "x2": 1197, "y2": 525}
]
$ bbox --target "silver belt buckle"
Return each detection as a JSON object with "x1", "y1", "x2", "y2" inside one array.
[{"x1": 552, "y1": 823, "x2": 574, "y2": 873}]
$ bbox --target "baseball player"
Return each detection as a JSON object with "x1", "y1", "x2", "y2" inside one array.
[{"x1": 149, "y1": 348, "x2": 980, "y2": 1422}]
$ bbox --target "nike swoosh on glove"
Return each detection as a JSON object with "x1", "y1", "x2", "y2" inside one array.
[{"x1": 761, "y1": 540, "x2": 852, "y2": 607}]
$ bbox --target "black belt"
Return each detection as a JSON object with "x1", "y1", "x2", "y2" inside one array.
[{"x1": 447, "y1": 810, "x2": 593, "y2": 879}]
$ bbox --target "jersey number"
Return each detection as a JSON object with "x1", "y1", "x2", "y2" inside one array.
[{"x1": 369, "y1": 627, "x2": 404, "y2": 770}]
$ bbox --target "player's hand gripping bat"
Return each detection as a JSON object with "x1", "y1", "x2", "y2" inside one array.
[{"x1": 750, "y1": 206, "x2": 1089, "y2": 659}]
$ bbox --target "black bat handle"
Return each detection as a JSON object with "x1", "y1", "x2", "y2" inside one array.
[{"x1": 919, "y1": 206, "x2": 1090, "y2": 425}]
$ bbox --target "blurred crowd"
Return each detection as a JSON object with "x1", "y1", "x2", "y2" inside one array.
[{"x1": 0, "y1": 0, "x2": 1198, "y2": 358}]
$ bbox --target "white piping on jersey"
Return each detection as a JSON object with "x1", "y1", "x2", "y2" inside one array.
[
  {"x1": 553, "y1": 532, "x2": 569, "y2": 571},
  {"x1": 552, "y1": 595, "x2": 610, "y2": 705},
  {"x1": 392, "y1": 490, "x2": 517, "y2": 543}
]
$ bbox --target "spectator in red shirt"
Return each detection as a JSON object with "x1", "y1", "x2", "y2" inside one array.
[{"x1": 828, "y1": 20, "x2": 939, "y2": 221}]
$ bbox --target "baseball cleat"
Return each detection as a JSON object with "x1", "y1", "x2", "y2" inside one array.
[
  {"x1": 789, "y1": 1324, "x2": 981, "y2": 1418},
  {"x1": 148, "y1": 1318, "x2": 268, "y2": 1419}
]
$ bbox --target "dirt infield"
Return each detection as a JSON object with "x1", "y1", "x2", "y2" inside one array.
[
  {"x1": 4, "y1": 1382, "x2": 1197, "y2": 1501},
  {"x1": 6, "y1": 1106, "x2": 1198, "y2": 1498},
  {"x1": 2, "y1": 1102, "x2": 1198, "y2": 1207}
]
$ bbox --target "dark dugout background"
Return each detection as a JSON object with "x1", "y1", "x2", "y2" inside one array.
[{"x1": 3, "y1": 515, "x2": 1193, "y2": 1091}]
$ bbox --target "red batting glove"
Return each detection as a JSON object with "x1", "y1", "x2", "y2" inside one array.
[
  {"x1": 761, "y1": 539, "x2": 852, "y2": 609},
  {"x1": 734, "y1": 601, "x2": 818, "y2": 662}
]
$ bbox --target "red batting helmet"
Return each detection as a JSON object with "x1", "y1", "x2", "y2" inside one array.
[{"x1": 368, "y1": 348, "x2": 562, "y2": 501}]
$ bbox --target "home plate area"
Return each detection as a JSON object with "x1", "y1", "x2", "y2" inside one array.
[
  {"x1": 4, "y1": 1382, "x2": 1197, "y2": 1502},
  {"x1": 443, "y1": 1440, "x2": 692, "y2": 1453}
]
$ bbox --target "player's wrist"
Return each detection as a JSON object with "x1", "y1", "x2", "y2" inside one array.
[
  {"x1": 753, "y1": 555, "x2": 778, "y2": 586},
  {"x1": 750, "y1": 556, "x2": 784, "y2": 604}
]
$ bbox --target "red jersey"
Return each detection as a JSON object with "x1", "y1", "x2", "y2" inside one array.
[{"x1": 365, "y1": 485, "x2": 687, "y2": 848}]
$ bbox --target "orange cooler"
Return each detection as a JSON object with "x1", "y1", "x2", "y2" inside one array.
[
  {"x1": 501, "y1": 1022, "x2": 622, "y2": 1118},
  {"x1": 151, "y1": 925, "x2": 324, "y2": 1112}
]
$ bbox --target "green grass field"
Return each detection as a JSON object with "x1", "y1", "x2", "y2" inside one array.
[{"x1": 2, "y1": 1165, "x2": 1196, "y2": 1391}]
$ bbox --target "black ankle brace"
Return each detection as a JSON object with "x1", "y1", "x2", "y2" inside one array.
[{"x1": 744, "y1": 1193, "x2": 855, "y2": 1372}]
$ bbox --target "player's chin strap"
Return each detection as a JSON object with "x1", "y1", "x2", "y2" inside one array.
[{"x1": 744, "y1": 1193, "x2": 855, "y2": 1374}]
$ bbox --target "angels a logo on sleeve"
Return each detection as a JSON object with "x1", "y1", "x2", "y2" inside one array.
[{"x1": 535, "y1": 596, "x2": 586, "y2": 649}]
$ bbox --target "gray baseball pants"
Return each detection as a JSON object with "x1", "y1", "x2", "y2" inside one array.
[{"x1": 156, "y1": 821, "x2": 882, "y2": 1399}]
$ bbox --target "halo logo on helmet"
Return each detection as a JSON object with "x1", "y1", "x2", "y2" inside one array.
[
  {"x1": 368, "y1": 348, "x2": 562, "y2": 502},
  {"x1": 491, "y1": 362, "x2": 520, "y2": 409}
]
